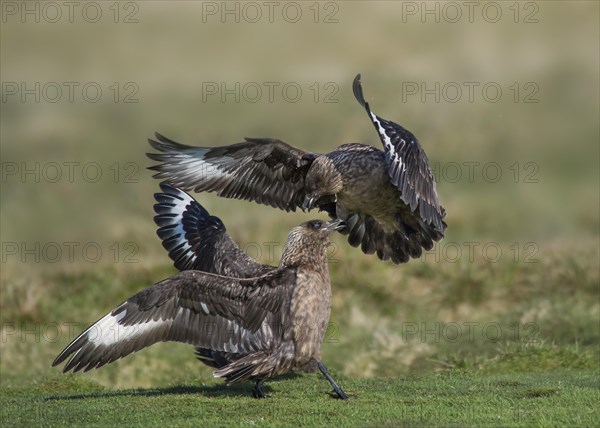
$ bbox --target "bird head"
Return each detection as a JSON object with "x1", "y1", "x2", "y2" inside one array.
[
  {"x1": 280, "y1": 219, "x2": 345, "y2": 267},
  {"x1": 303, "y1": 157, "x2": 343, "y2": 211}
]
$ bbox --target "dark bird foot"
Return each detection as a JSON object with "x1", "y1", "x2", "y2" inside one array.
[
  {"x1": 252, "y1": 380, "x2": 266, "y2": 399},
  {"x1": 329, "y1": 388, "x2": 349, "y2": 400},
  {"x1": 318, "y1": 362, "x2": 349, "y2": 400}
]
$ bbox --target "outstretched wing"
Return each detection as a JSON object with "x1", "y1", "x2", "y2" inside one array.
[
  {"x1": 147, "y1": 133, "x2": 316, "y2": 212},
  {"x1": 154, "y1": 183, "x2": 274, "y2": 277},
  {"x1": 52, "y1": 269, "x2": 295, "y2": 373},
  {"x1": 353, "y1": 74, "x2": 445, "y2": 233}
]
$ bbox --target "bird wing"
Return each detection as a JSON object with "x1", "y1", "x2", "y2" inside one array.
[
  {"x1": 52, "y1": 269, "x2": 295, "y2": 373},
  {"x1": 147, "y1": 133, "x2": 316, "y2": 212},
  {"x1": 153, "y1": 183, "x2": 274, "y2": 277},
  {"x1": 353, "y1": 74, "x2": 445, "y2": 232},
  {"x1": 333, "y1": 210, "x2": 444, "y2": 264}
]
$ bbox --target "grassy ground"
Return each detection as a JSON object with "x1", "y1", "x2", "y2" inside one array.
[
  {"x1": 1, "y1": 2, "x2": 599, "y2": 427},
  {"x1": 2, "y1": 366, "x2": 598, "y2": 427}
]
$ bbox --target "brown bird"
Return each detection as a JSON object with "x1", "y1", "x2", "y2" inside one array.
[
  {"x1": 147, "y1": 74, "x2": 446, "y2": 264},
  {"x1": 52, "y1": 199, "x2": 348, "y2": 399}
]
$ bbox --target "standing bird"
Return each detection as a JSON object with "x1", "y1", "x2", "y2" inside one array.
[
  {"x1": 147, "y1": 74, "x2": 446, "y2": 264},
  {"x1": 52, "y1": 207, "x2": 348, "y2": 399}
]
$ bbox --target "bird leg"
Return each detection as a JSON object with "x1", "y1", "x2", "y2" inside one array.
[
  {"x1": 318, "y1": 362, "x2": 349, "y2": 399},
  {"x1": 252, "y1": 380, "x2": 266, "y2": 399}
]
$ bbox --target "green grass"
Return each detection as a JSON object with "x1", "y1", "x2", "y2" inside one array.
[
  {"x1": 1, "y1": 254, "x2": 597, "y2": 426},
  {"x1": 2, "y1": 365, "x2": 598, "y2": 427}
]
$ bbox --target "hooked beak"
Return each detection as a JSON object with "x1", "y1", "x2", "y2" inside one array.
[
  {"x1": 302, "y1": 195, "x2": 317, "y2": 211},
  {"x1": 322, "y1": 218, "x2": 346, "y2": 233}
]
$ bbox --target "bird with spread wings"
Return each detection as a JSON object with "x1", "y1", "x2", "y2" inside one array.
[
  {"x1": 147, "y1": 74, "x2": 446, "y2": 264},
  {"x1": 53, "y1": 192, "x2": 348, "y2": 399}
]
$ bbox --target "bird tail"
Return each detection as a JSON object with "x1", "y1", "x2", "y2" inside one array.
[
  {"x1": 213, "y1": 351, "x2": 271, "y2": 384},
  {"x1": 194, "y1": 348, "x2": 241, "y2": 369},
  {"x1": 214, "y1": 349, "x2": 294, "y2": 384}
]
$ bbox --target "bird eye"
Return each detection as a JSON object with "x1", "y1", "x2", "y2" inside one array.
[{"x1": 310, "y1": 220, "x2": 322, "y2": 229}]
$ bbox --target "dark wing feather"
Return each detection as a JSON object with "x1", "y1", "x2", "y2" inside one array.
[
  {"x1": 336, "y1": 211, "x2": 440, "y2": 264},
  {"x1": 153, "y1": 183, "x2": 274, "y2": 277},
  {"x1": 353, "y1": 74, "x2": 445, "y2": 233},
  {"x1": 147, "y1": 133, "x2": 315, "y2": 212},
  {"x1": 52, "y1": 269, "x2": 295, "y2": 373},
  {"x1": 153, "y1": 184, "x2": 274, "y2": 369},
  {"x1": 325, "y1": 144, "x2": 444, "y2": 264}
]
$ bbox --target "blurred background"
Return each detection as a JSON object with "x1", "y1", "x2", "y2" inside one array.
[{"x1": 1, "y1": 1, "x2": 598, "y2": 388}]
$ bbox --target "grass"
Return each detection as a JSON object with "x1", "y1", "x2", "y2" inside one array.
[
  {"x1": 1, "y1": 2, "x2": 599, "y2": 426},
  {"x1": 2, "y1": 364, "x2": 598, "y2": 427},
  {"x1": 1, "y1": 253, "x2": 598, "y2": 426}
]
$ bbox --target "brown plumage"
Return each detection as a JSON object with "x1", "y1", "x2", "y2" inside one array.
[
  {"x1": 147, "y1": 74, "x2": 446, "y2": 264},
  {"x1": 52, "y1": 200, "x2": 348, "y2": 399}
]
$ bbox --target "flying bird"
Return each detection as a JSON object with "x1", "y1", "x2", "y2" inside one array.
[
  {"x1": 52, "y1": 200, "x2": 348, "y2": 399},
  {"x1": 147, "y1": 74, "x2": 446, "y2": 264}
]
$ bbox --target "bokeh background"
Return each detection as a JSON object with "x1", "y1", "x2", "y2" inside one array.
[{"x1": 1, "y1": 1, "x2": 598, "y2": 389}]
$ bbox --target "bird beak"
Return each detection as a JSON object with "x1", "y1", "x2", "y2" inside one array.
[
  {"x1": 323, "y1": 219, "x2": 345, "y2": 233},
  {"x1": 302, "y1": 195, "x2": 317, "y2": 211}
]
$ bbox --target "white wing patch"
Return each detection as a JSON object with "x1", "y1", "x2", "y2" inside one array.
[
  {"x1": 184, "y1": 149, "x2": 230, "y2": 183},
  {"x1": 369, "y1": 111, "x2": 406, "y2": 173},
  {"x1": 167, "y1": 189, "x2": 195, "y2": 265},
  {"x1": 86, "y1": 308, "x2": 167, "y2": 347},
  {"x1": 200, "y1": 302, "x2": 210, "y2": 315}
]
